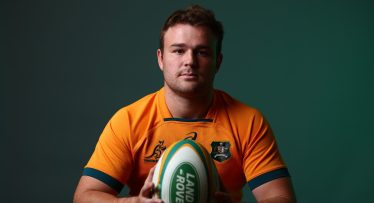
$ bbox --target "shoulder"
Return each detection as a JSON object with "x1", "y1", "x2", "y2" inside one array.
[
  {"x1": 125, "y1": 90, "x2": 159, "y2": 113},
  {"x1": 214, "y1": 89, "x2": 269, "y2": 135},
  {"x1": 106, "y1": 90, "x2": 161, "y2": 133},
  {"x1": 104, "y1": 89, "x2": 162, "y2": 144},
  {"x1": 112, "y1": 90, "x2": 159, "y2": 119},
  {"x1": 215, "y1": 89, "x2": 264, "y2": 119}
]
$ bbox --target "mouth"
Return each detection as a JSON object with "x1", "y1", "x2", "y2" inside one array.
[{"x1": 180, "y1": 72, "x2": 198, "y2": 79}]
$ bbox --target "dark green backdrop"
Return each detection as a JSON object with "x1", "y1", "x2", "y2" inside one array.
[{"x1": 2, "y1": 0, "x2": 373, "y2": 202}]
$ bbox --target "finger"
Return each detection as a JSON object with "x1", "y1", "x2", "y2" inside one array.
[
  {"x1": 145, "y1": 198, "x2": 164, "y2": 203},
  {"x1": 140, "y1": 167, "x2": 159, "y2": 199},
  {"x1": 140, "y1": 181, "x2": 154, "y2": 198},
  {"x1": 146, "y1": 166, "x2": 156, "y2": 183},
  {"x1": 143, "y1": 199, "x2": 164, "y2": 203}
]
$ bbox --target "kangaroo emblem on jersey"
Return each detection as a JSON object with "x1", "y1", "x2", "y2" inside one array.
[
  {"x1": 144, "y1": 140, "x2": 166, "y2": 162},
  {"x1": 211, "y1": 141, "x2": 231, "y2": 162}
]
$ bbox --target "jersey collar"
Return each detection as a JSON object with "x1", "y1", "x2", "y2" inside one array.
[{"x1": 157, "y1": 87, "x2": 218, "y2": 122}]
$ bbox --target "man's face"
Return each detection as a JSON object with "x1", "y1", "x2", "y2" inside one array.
[{"x1": 157, "y1": 24, "x2": 222, "y2": 96}]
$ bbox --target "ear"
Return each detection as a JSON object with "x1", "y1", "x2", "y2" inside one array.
[
  {"x1": 215, "y1": 53, "x2": 223, "y2": 73},
  {"x1": 157, "y1": 49, "x2": 164, "y2": 71}
]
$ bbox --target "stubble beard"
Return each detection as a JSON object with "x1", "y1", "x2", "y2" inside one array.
[{"x1": 164, "y1": 78, "x2": 214, "y2": 99}]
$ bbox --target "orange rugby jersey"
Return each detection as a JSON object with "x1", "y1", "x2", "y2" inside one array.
[{"x1": 84, "y1": 88, "x2": 289, "y2": 200}]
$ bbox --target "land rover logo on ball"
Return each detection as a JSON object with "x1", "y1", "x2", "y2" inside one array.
[{"x1": 170, "y1": 162, "x2": 199, "y2": 203}]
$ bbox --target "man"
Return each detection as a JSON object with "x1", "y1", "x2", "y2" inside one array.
[{"x1": 74, "y1": 5, "x2": 296, "y2": 203}]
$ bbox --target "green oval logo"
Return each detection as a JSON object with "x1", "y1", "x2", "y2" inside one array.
[{"x1": 170, "y1": 162, "x2": 200, "y2": 203}]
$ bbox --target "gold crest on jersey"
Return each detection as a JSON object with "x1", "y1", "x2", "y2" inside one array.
[{"x1": 210, "y1": 141, "x2": 231, "y2": 162}]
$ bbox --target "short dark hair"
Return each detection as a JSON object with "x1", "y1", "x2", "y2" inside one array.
[{"x1": 160, "y1": 5, "x2": 224, "y2": 54}]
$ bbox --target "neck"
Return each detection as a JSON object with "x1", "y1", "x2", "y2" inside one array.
[{"x1": 164, "y1": 87, "x2": 214, "y2": 119}]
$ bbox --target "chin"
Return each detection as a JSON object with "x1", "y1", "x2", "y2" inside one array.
[
  {"x1": 174, "y1": 85, "x2": 209, "y2": 96},
  {"x1": 165, "y1": 80, "x2": 211, "y2": 95}
]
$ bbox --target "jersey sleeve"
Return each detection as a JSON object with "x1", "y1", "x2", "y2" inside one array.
[
  {"x1": 242, "y1": 110, "x2": 290, "y2": 190},
  {"x1": 83, "y1": 108, "x2": 133, "y2": 193}
]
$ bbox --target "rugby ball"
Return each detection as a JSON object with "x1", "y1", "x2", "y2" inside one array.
[{"x1": 152, "y1": 139, "x2": 219, "y2": 203}]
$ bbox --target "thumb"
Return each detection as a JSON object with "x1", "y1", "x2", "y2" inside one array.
[{"x1": 140, "y1": 181, "x2": 154, "y2": 198}]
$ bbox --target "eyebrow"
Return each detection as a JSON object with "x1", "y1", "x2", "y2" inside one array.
[
  {"x1": 170, "y1": 43, "x2": 187, "y2": 48},
  {"x1": 170, "y1": 43, "x2": 211, "y2": 49}
]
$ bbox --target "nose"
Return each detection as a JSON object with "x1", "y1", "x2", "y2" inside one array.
[{"x1": 183, "y1": 50, "x2": 196, "y2": 67}]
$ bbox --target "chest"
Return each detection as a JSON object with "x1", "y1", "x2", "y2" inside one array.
[{"x1": 132, "y1": 122, "x2": 247, "y2": 192}]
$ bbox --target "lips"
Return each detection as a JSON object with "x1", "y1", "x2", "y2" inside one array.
[
  {"x1": 180, "y1": 72, "x2": 198, "y2": 79},
  {"x1": 181, "y1": 73, "x2": 197, "y2": 76}
]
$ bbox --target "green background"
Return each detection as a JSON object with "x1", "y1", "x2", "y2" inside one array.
[{"x1": 2, "y1": 0, "x2": 373, "y2": 202}]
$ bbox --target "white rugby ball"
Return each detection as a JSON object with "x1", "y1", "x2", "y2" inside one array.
[{"x1": 152, "y1": 139, "x2": 219, "y2": 203}]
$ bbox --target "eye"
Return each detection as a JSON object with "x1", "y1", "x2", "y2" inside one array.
[
  {"x1": 172, "y1": 49, "x2": 185, "y2": 55},
  {"x1": 196, "y1": 50, "x2": 210, "y2": 57}
]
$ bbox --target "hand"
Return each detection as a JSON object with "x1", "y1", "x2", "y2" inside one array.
[{"x1": 131, "y1": 167, "x2": 163, "y2": 203}]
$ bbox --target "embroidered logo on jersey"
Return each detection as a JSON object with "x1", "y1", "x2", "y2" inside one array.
[
  {"x1": 184, "y1": 132, "x2": 197, "y2": 140},
  {"x1": 210, "y1": 141, "x2": 231, "y2": 162},
  {"x1": 144, "y1": 140, "x2": 166, "y2": 162}
]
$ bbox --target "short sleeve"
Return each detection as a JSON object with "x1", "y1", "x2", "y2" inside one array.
[
  {"x1": 83, "y1": 109, "x2": 133, "y2": 192},
  {"x1": 242, "y1": 110, "x2": 290, "y2": 190}
]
